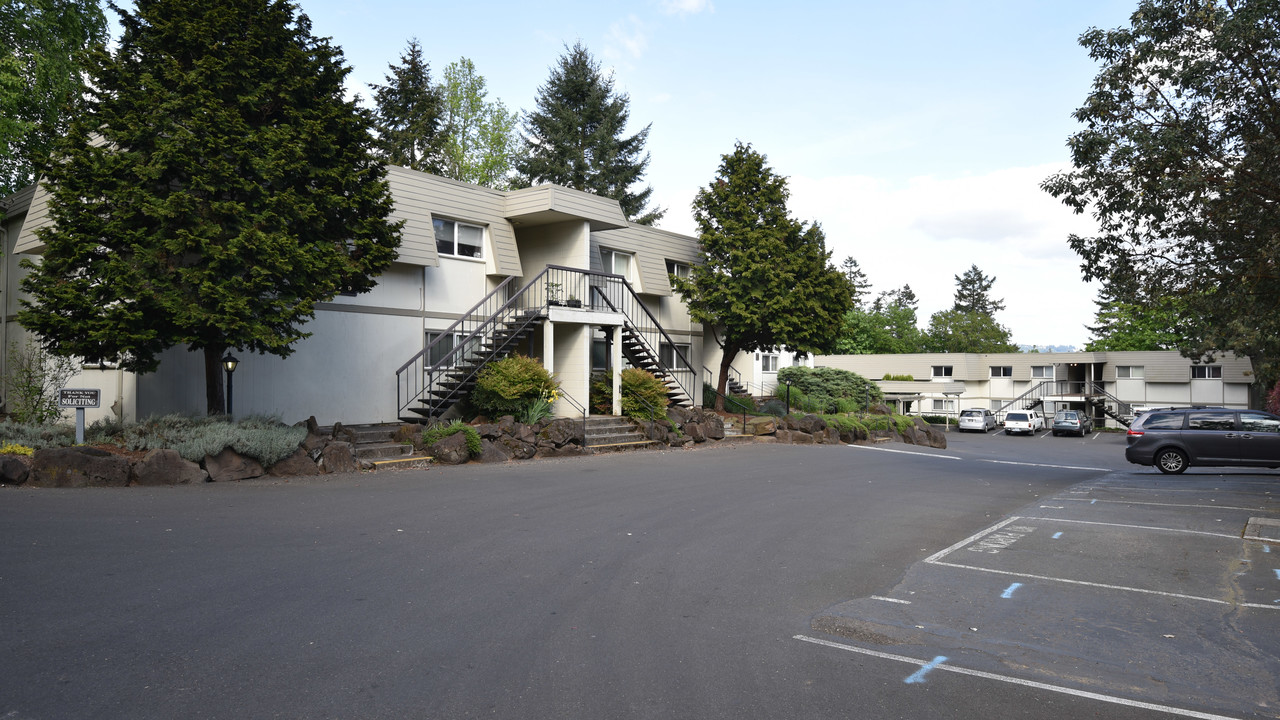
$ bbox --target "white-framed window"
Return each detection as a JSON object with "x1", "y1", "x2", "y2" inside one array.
[
  {"x1": 659, "y1": 342, "x2": 691, "y2": 371},
  {"x1": 665, "y1": 260, "x2": 690, "y2": 279},
  {"x1": 434, "y1": 218, "x2": 484, "y2": 259},
  {"x1": 762, "y1": 354, "x2": 779, "y2": 373},
  {"x1": 990, "y1": 400, "x2": 1005, "y2": 411},
  {"x1": 1191, "y1": 365, "x2": 1222, "y2": 379},
  {"x1": 990, "y1": 366, "x2": 1012, "y2": 378},
  {"x1": 792, "y1": 356, "x2": 805, "y2": 367},
  {"x1": 425, "y1": 331, "x2": 478, "y2": 368},
  {"x1": 1117, "y1": 365, "x2": 1144, "y2": 379},
  {"x1": 932, "y1": 398, "x2": 956, "y2": 412},
  {"x1": 932, "y1": 365, "x2": 953, "y2": 378},
  {"x1": 602, "y1": 248, "x2": 633, "y2": 280},
  {"x1": 1031, "y1": 365, "x2": 1053, "y2": 379}
]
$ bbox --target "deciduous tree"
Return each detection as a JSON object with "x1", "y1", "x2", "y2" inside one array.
[
  {"x1": 515, "y1": 42, "x2": 663, "y2": 224},
  {"x1": 672, "y1": 142, "x2": 850, "y2": 409},
  {"x1": 440, "y1": 57, "x2": 518, "y2": 188},
  {"x1": 1042, "y1": 0, "x2": 1280, "y2": 394},
  {"x1": 19, "y1": 0, "x2": 400, "y2": 415},
  {"x1": 0, "y1": 0, "x2": 107, "y2": 198}
]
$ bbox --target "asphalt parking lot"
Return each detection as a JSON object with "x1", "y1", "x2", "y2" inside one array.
[{"x1": 807, "y1": 427, "x2": 1280, "y2": 719}]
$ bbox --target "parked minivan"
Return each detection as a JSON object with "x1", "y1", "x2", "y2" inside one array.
[{"x1": 1125, "y1": 407, "x2": 1280, "y2": 474}]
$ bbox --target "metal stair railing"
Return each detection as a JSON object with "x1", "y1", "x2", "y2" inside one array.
[
  {"x1": 993, "y1": 380, "x2": 1054, "y2": 423},
  {"x1": 1086, "y1": 381, "x2": 1134, "y2": 426}
]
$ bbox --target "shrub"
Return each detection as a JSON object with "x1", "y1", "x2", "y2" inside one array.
[
  {"x1": 1267, "y1": 379, "x2": 1280, "y2": 414},
  {"x1": 701, "y1": 382, "x2": 754, "y2": 414},
  {"x1": 4, "y1": 340, "x2": 79, "y2": 425},
  {"x1": 85, "y1": 414, "x2": 306, "y2": 466},
  {"x1": 757, "y1": 398, "x2": 788, "y2": 416},
  {"x1": 470, "y1": 355, "x2": 559, "y2": 419},
  {"x1": 777, "y1": 366, "x2": 882, "y2": 409},
  {"x1": 881, "y1": 373, "x2": 915, "y2": 382},
  {"x1": 619, "y1": 368, "x2": 670, "y2": 421},
  {"x1": 0, "y1": 419, "x2": 74, "y2": 449},
  {"x1": 0, "y1": 442, "x2": 34, "y2": 456},
  {"x1": 422, "y1": 420, "x2": 482, "y2": 456}
]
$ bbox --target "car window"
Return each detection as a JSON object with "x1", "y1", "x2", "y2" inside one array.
[
  {"x1": 1142, "y1": 413, "x2": 1185, "y2": 430},
  {"x1": 961, "y1": 410, "x2": 980, "y2": 418},
  {"x1": 1055, "y1": 412, "x2": 1076, "y2": 421},
  {"x1": 1240, "y1": 412, "x2": 1280, "y2": 433},
  {"x1": 1007, "y1": 413, "x2": 1027, "y2": 421},
  {"x1": 1187, "y1": 412, "x2": 1235, "y2": 431}
]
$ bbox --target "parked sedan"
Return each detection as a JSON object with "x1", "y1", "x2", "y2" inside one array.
[
  {"x1": 1052, "y1": 410, "x2": 1093, "y2": 437},
  {"x1": 1004, "y1": 411, "x2": 1044, "y2": 436},
  {"x1": 958, "y1": 408, "x2": 997, "y2": 433}
]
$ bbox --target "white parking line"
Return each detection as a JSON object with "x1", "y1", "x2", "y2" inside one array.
[
  {"x1": 1021, "y1": 516, "x2": 1242, "y2": 540},
  {"x1": 1059, "y1": 497, "x2": 1266, "y2": 513},
  {"x1": 845, "y1": 445, "x2": 961, "y2": 460},
  {"x1": 793, "y1": 635, "x2": 1246, "y2": 720},
  {"x1": 981, "y1": 459, "x2": 1111, "y2": 472}
]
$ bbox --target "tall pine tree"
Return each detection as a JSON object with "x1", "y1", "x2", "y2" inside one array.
[
  {"x1": 515, "y1": 42, "x2": 663, "y2": 224},
  {"x1": 370, "y1": 38, "x2": 447, "y2": 174},
  {"x1": 19, "y1": 0, "x2": 401, "y2": 414},
  {"x1": 672, "y1": 142, "x2": 849, "y2": 409},
  {"x1": 952, "y1": 264, "x2": 1005, "y2": 316}
]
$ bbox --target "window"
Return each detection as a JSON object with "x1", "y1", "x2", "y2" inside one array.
[
  {"x1": 1240, "y1": 412, "x2": 1280, "y2": 433},
  {"x1": 990, "y1": 400, "x2": 1004, "y2": 411},
  {"x1": 592, "y1": 339, "x2": 610, "y2": 371},
  {"x1": 665, "y1": 260, "x2": 690, "y2": 279},
  {"x1": 932, "y1": 399, "x2": 956, "y2": 412},
  {"x1": 1117, "y1": 365, "x2": 1144, "y2": 379},
  {"x1": 990, "y1": 366, "x2": 1012, "y2": 378},
  {"x1": 434, "y1": 219, "x2": 483, "y2": 258},
  {"x1": 1191, "y1": 365, "x2": 1222, "y2": 379},
  {"x1": 1187, "y1": 411, "x2": 1234, "y2": 430},
  {"x1": 659, "y1": 342, "x2": 691, "y2": 371},
  {"x1": 762, "y1": 354, "x2": 779, "y2": 373},
  {"x1": 792, "y1": 356, "x2": 804, "y2": 367},
  {"x1": 426, "y1": 331, "x2": 459, "y2": 367},
  {"x1": 1143, "y1": 412, "x2": 1185, "y2": 430},
  {"x1": 1031, "y1": 366, "x2": 1053, "y2": 379},
  {"x1": 602, "y1": 249, "x2": 633, "y2": 280},
  {"x1": 931, "y1": 365, "x2": 953, "y2": 378}
]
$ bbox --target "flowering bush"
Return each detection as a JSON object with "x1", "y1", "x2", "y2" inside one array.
[
  {"x1": 1266, "y1": 379, "x2": 1280, "y2": 414},
  {"x1": 470, "y1": 355, "x2": 560, "y2": 419}
]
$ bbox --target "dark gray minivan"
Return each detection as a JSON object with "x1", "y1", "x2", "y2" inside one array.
[{"x1": 1125, "y1": 407, "x2": 1280, "y2": 474}]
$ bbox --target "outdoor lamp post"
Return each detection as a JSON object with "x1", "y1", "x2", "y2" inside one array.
[
  {"x1": 784, "y1": 379, "x2": 792, "y2": 413},
  {"x1": 222, "y1": 353, "x2": 239, "y2": 416}
]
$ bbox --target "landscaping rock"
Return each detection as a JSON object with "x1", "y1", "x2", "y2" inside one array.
[
  {"x1": 30, "y1": 447, "x2": 131, "y2": 488},
  {"x1": 497, "y1": 416, "x2": 517, "y2": 436},
  {"x1": 302, "y1": 416, "x2": 320, "y2": 435},
  {"x1": 0, "y1": 456, "x2": 30, "y2": 485},
  {"x1": 825, "y1": 427, "x2": 842, "y2": 444},
  {"x1": 702, "y1": 414, "x2": 726, "y2": 440},
  {"x1": 667, "y1": 406, "x2": 693, "y2": 426},
  {"x1": 204, "y1": 448, "x2": 265, "y2": 482},
  {"x1": 302, "y1": 432, "x2": 328, "y2": 458},
  {"x1": 392, "y1": 424, "x2": 419, "y2": 445},
  {"x1": 474, "y1": 423, "x2": 502, "y2": 440},
  {"x1": 916, "y1": 418, "x2": 948, "y2": 449},
  {"x1": 870, "y1": 403, "x2": 893, "y2": 416},
  {"x1": 318, "y1": 442, "x2": 358, "y2": 473},
  {"x1": 534, "y1": 444, "x2": 585, "y2": 459},
  {"x1": 475, "y1": 439, "x2": 511, "y2": 463},
  {"x1": 268, "y1": 448, "x2": 321, "y2": 477},
  {"x1": 683, "y1": 422, "x2": 706, "y2": 443},
  {"x1": 134, "y1": 449, "x2": 205, "y2": 486},
  {"x1": 331, "y1": 422, "x2": 357, "y2": 443},
  {"x1": 539, "y1": 418, "x2": 580, "y2": 448},
  {"x1": 667, "y1": 432, "x2": 692, "y2": 447},
  {"x1": 498, "y1": 435, "x2": 536, "y2": 460},
  {"x1": 429, "y1": 432, "x2": 472, "y2": 465},
  {"x1": 746, "y1": 417, "x2": 777, "y2": 435},
  {"x1": 797, "y1": 414, "x2": 827, "y2": 435}
]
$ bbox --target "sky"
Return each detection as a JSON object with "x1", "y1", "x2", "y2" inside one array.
[{"x1": 293, "y1": 0, "x2": 1139, "y2": 349}]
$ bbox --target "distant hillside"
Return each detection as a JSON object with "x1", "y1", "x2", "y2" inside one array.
[{"x1": 1018, "y1": 344, "x2": 1079, "y2": 354}]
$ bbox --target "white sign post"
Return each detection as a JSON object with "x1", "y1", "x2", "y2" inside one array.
[{"x1": 59, "y1": 388, "x2": 100, "y2": 444}]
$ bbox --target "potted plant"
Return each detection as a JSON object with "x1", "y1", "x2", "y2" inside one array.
[
  {"x1": 566, "y1": 295, "x2": 582, "y2": 308},
  {"x1": 547, "y1": 282, "x2": 563, "y2": 306}
]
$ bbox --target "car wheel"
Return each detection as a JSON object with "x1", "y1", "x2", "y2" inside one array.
[{"x1": 1155, "y1": 448, "x2": 1188, "y2": 475}]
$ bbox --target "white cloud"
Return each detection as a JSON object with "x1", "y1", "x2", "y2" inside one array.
[
  {"x1": 660, "y1": 0, "x2": 714, "y2": 16},
  {"x1": 604, "y1": 15, "x2": 648, "y2": 61}
]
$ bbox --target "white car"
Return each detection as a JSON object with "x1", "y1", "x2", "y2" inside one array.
[
  {"x1": 958, "y1": 408, "x2": 997, "y2": 432},
  {"x1": 1004, "y1": 410, "x2": 1044, "y2": 436}
]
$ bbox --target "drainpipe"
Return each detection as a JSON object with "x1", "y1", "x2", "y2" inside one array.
[{"x1": 0, "y1": 221, "x2": 8, "y2": 411}]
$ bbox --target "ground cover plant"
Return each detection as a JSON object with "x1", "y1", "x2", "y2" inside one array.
[{"x1": 422, "y1": 420, "x2": 482, "y2": 457}]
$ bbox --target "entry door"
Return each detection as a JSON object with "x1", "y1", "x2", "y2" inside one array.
[{"x1": 1183, "y1": 410, "x2": 1239, "y2": 463}]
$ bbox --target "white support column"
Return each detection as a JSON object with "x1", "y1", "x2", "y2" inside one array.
[
  {"x1": 611, "y1": 327, "x2": 622, "y2": 416},
  {"x1": 542, "y1": 320, "x2": 554, "y2": 375}
]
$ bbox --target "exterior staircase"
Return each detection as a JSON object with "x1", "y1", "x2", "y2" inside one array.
[
  {"x1": 584, "y1": 415, "x2": 660, "y2": 452},
  {"x1": 396, "y1": 265, "x2": 697, "y2": 423},
  {"x1": 323, "y1": 424, "x2": 414, "y2": 461}
]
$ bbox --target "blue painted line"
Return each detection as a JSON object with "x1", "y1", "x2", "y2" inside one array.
[
  {"x1": 1265, "y1": 545, "x2": 1272, "y2": 553},
  {"x1": 1001, "y1": 582, "x2": 1023, "y2": 599},
  {"x1": 1274, "y1": 569, "x2": 1280, "y2": 580},
  {"x1": 904, "y1": 656, "x2": 947, "y2": 684},
  {"x1": 1052, "y1": 532, "x2": 1063, "y2": 539},
  {"x1": 1091, "y1": 499, "x2": 1097, "y2": 504}
]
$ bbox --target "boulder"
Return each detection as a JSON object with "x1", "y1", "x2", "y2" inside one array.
[
  {"x1": 702, "y1": 414, "x2": 726, "y2": 440},
  {"x1": 869, "y1": 403, "x2": 894, "y2": 416},
  {"x1": 267, "y1": 448, "x2": 321, "y2": 477},
  {"x1": 667, "y1": 432, "x2": 692, "y2": 447},
  {"x1": 204, "y1": 448, "x2": 266, "y2": 482},
  {"x1": 331, "y1": 422, "x2": 357, "y2": 443},
  {"x1": 0, "y1": 456, "x2": 30, "y2": 485},
  {"x1": 667, "y1": 406, "x2": 693, "y2": 426},
  {"x1": 791, "y1": 431, "x2": 815, "y2": 445},
  {"x1": 915, "y1": 417, "x2": 948, "y2": 449},
  {"x1": 301, "y1": 416, "x2": 321, "y2": 435},
  {"x1": 319, "y1": 442, "x2": 360, "y2": 473},
  {"x1": 429, "y1": 432, "x2": 472, "y2": 465},
  {"x1": 30, "y1": 447, "x2": 131, "y2": 488},
  {"x1": 474, "y1": 423, "x2": 502, "y2": 440},
  {"x1": 497, "y1": 416, "x2": 517, "y2": 436},
  {"x1": 302, "y1": 432, "x2": 328, "y2": 458},
  {"x1": 825, "y1": 427, "x2": 843, "y2": 444},
  {"x1": 682, "y1": 422, "x2": 706, "y2": 443},
  {"x1": 514, "y1": 422, "x2": 537, "y2": 445},
  {"x1": 475, "y1": 439, "x2": 511, "y2": 463},
  {"x1": 392, "y1": 424, "x2": 420, "y2": 445},
  {"x1": 498, "y1": 435, "x2": 536, "y2": 460},
  {"x1": 746, "y1": 417, "x2": 778, "y2": 435},
  {"x1": 534, "y1": 444, "x2": 585, "y2": 459},
  {"x1": 134, "y1": 449, "x2": 206, "y2": 486},
  {"x1": 796, "y1": 414, "x2": 827, "y2": 435},
  {"x1": 539, "y1": 418, "x2": 581, "y2": 448}
]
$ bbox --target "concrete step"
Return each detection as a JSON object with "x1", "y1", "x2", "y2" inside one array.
[{"x1": 356, "y1": 442, "x2": 415, "y2": 460}]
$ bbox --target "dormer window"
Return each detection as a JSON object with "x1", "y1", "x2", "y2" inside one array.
[
  {"x1": 666, "y1": 260, "x2": 690, "y2": 279},
  {"x1": 602, "y1": 248, "x2": 633, "y2": 280},
  {"x1": 434, "y1": 218, "x2": 483, "y2": 259}
]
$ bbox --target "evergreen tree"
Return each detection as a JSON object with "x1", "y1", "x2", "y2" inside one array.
[
  {"x1": 515, "y1": 42, "x2": 663, "y2": 224},
  {"x1": 925, "y1": 309, "x2": 1017, "y2": 353},
  {"x1": 0, "y1": 0, "x2": 107, "y2": 198},
  {"x1": 19, "y1": 0, "x2": 401, "y2": 415},
  {"x1": 1084, "y1": 277, "x2": 1181, "y2": 351},
  {"x1": 952, "y1": 263, "x2": 1005, "y2": 316},
  {"x1": 840, "y1": 256, "x2": 870, "y2": 309},
  {"x1": 440, "y1": 57, "x2": 518, "y2": 189},
  {"x1": 370, "y1": 38, "x2": 447, "y2": 174},
  {"x1": 672, "y1": 142, "x2": 850, "y2": 410}
]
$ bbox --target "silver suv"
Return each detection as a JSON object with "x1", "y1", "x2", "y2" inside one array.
[{"x1": 1125, "y1": 407, "x2": 1280, "y2": 474}]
